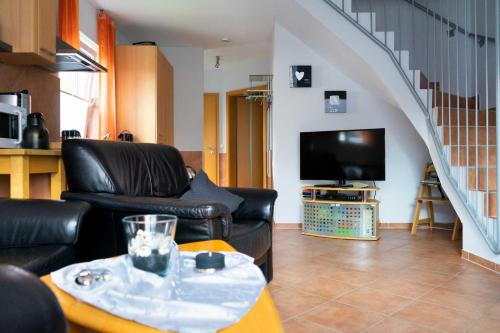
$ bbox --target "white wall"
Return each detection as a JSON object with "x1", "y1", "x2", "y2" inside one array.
[
  {"x1": 80, "y1": 0, "x2": 130, "y2": 45},
  {"x1": 161, "y1": 47, "x2": 204, "y2": 151},
  {"x1": 79, "y1": 0, "x2": 98, "y2": 42},
  {"x1": 204, "y1": 47, "x2": 272, "y2": 152},
  {"x1": 272, "y1": 23, "x2": 454, "y2": 224}
]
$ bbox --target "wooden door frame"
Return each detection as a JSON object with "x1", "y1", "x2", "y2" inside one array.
[
  {"x1": 203, "y1": 92, "x2": 219, "y2": 184},
  {"x1": 225, "y1": 85, "x2": 267, "y2": 188}
]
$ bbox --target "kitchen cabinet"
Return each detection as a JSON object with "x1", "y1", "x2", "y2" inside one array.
[
  {"x1": 0, "y1": 0, "x2": 57, "y2": 64},
  {"x1": 116, "y1": 45, "x2": 174, "y2": 145}
]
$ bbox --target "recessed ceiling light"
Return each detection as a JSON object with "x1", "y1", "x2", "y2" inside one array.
[{"x1": 221, "y1": 38, "x2": 231, "y2": 43}]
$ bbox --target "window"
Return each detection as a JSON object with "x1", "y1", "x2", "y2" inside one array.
[{"x1": 59, "y1": 32, "x2": 99, "y2": 138}]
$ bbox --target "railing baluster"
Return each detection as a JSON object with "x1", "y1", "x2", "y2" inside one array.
[
  {"x1": 495, "y1": 0, "x2": 500, "y2": 248},
  {"x1": 412, "y1": 0, "x2": 416, "y2": 87},
  {"x1": 465, "y1": 0, "x2": 470, "y2": 204},
  {"x1": 474, "y1": 0, "x2": 479, "y2": 210},
  {"x1": 398, "y1": 1, "x2": 402, "y2": 64},
  {"x1": 446, "y1": 0, "x2": 454, "y2": 172},
  {"x1": 369, "y1": 0, "x2": 373, "y2": 35},
  {"x1": 384, "y1": 0, "x2": 387, "y2": 46},
  {"x1": 426, "y1": 0, "x2": 430, "y2": 113},
  {"x1": 456, "y1": 0, "x2": 461, "y2": 192},
  {"x1": 485, "y1": 0, "x2": 490, "y2": 238}
]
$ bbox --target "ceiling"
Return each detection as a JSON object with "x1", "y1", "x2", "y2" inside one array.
[{"x1": 87, "y1": 0, "x2": 277, "y2": 49}]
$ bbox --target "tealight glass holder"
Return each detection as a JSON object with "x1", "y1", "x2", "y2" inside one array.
[{"x1": 122, "y1": 214, "x2": 177, "y2": 276}]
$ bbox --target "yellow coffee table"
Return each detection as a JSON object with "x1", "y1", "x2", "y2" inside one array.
[{"x1": 41, "y1": 240, "x2": 283, "y2": 333}]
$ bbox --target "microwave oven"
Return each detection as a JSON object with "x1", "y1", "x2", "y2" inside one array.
[
  {"x1": 0, "y1": 102, "x2": 28, "y2": 148},
  {"x1": 0, "y1": 91, "x2": 30, "y2": 148}
]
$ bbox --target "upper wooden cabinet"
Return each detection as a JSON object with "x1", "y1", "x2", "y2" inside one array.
[
  {"x1": 0, "y1": 0, "x2": 57, "y2": 64},
  {"x1": 116, "y1": 45, "x2": 174, "y2": 145}
]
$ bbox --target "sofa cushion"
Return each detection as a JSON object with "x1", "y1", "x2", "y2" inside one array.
[
  {"x1": 0, "y1": 245, "x2": 76, "y2": 276},
  {"x1": 63, "y1": 140, "x2": 189, "y2": 197},
  {"x1": 181, "y1": 170, "x2": 244, "y2": 213},
  {"x1": 228, "y1": 221, "x2": 271, "y2": 261}
]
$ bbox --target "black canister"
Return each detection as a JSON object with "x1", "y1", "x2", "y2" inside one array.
[
  {"x1": 118, "y1": 130, "x2": 133, "y2": 142},
  {"x1": 22, "y1": 113, "x2": 49, "y2": 149}
]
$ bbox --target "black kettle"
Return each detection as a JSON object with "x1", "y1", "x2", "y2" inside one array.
[{"x1": 22, "y1": 113, "x2": 49, "y2": 149}]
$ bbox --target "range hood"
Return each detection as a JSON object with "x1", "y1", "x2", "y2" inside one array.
[{"x1": 41, "y1": 39, "x2": 107, "y2": 73}]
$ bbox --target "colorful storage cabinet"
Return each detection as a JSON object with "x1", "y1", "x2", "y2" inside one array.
[{"x1": 302, "y1": 186, "x2": 380, "y2": 240}]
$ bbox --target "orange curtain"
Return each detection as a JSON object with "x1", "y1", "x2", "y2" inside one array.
[
  {"x1": 98, "y1": 12, "x2": 117, "y2": 140},
  {"x1": 58, "y1": 0, "x2": 80, "y2": 49}
]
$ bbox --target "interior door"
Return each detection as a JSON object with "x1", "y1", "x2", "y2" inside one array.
[
  {"x1": 236, "y1": 97, "x2": 263, "y2": 188},
  {"x1": 203, "y1": 93, "x2": 219, "y2": 184}
]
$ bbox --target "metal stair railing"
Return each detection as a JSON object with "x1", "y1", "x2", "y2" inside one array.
[{"x1": 323, "y1": 0, "x2": 500, "y2": 253}]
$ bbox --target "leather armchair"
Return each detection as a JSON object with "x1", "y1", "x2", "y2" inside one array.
[
  {"x1": 0, "y1": 199, "x2": 90, "y2": 276},
  {"x1": 0, "y1": 265, "x2": 67, "y2": 333},
  {"x1": 61, "y1": 140, "x2": 277, "y2": 281}
]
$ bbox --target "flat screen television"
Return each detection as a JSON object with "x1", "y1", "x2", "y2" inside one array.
[{"x1": 300, "y1": 128, "x2": 385, "y2": 182}]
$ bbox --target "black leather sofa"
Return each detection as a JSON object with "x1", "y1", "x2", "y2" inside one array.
[
  {"x1": 0, "y1": 265, "x2": 67, "y2": 333},
  {"x1": 0, "y1": 199, "x2": 90, "y2": 276},
  {"x1": 61, "y1": 140, "x2": 277, "y2": 281}
]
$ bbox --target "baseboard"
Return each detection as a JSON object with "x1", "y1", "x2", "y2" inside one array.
[
  {"x1": 273, "y1": 222, "x2": 455, "y2": 230},
  {"x1": 462, "y1": 250, "x2": 500, "y2": 274},
  {"x1": 273, "y1": 223, "x2": 302, "y2": 230},
  {"x1": 379, "y1": 222, "x2": 455, "y2": 230},
  {"x1": 379, "y1": 223, "x2": 411, "y2": 230}
]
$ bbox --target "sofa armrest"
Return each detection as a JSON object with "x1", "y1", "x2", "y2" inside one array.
[
  {"x1": 0, "y1": 199, "x2": 90, "y2": 248},
  {"x1": 225, "y1": 188, "x2": 278, "y2": 223},
  {"x1": 61, "y1": 192, "x2": 233, "y2": 240}
]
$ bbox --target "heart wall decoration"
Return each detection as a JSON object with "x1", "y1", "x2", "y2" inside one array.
[{"x1": 289, "y1": 65, "x2": 312, "y2": 87}]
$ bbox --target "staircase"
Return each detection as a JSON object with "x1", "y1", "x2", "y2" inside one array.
[{"x1": 320, "y1": 0, "x2": 500, "y2": 253}]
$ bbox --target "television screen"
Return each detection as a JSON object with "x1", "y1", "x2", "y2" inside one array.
[{"x1": 300, "y1": 128, "x2": 385, "y2": 181}]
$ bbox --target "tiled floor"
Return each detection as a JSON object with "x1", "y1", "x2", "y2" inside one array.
[{"x1": 269, "y1": 229, "x2": 500, "y2": 333}]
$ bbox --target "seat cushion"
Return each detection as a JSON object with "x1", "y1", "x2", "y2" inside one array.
[
  {"x1": 228, "y1": 220, "x2": 271, "y2": 261},
  {"x1": 0, "y1": 245, "x2": 76, "y2": 276}
]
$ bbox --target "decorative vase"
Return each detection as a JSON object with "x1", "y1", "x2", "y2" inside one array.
[{"x1": 22, "y1": 112, "x2": 49, "y2": 149}]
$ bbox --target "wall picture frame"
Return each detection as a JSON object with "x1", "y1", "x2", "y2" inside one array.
[
  {"x1": 289, "y1": 65, "x2": 312, "y2": 88},
  {"x1": 324, "y1": 91, "x2": 347, "y2": 113}
]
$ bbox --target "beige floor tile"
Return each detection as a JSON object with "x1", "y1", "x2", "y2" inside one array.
[
  {"x1": 291, "y1": 275, "x2": 358, "y2": 300},
  {"x1": 270, "y1": 229, "x2": 498, "y2": 331},
  {"x1": 487, "y1": 300, "x2": 500, "y2": 319},
  {"x1": 467, "y1": 316, "x2": 500, "y2": 333},
  {"x1": 282, "y1": 318, "x2": 337, "y2": 333},
  {"x1": 323, "y1": 267, "x2": 382, "y2": 286},
  {"x1": 336, "y1": 287, "x2": 413, "y2": 315},
  {"x1": 301, "y1": 301, "x2": 386, "y2": 333},
  {"x1": 419, "y1": 287, "x2": 498, "y2": 315},
  {"x1": 393, "y1": 301, "x2": 478, "y2": 332},
  {"x1": 366, "y1": 277, "x2": 435, "y2": 299},
  {"x1": 363, "y1": 317, "x2": 442, "y2": 333},
  {"x1": 390, "y1": 267, "x2": 454, "y2": 286},
  {"x1": 270, "y1": 286, "x2": 329, "y2": 321}
]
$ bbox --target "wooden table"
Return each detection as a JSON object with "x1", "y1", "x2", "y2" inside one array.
[
  {"x1": 41, "y1": 240, "x2": 284, "y2": 333},
  {"x1": 0, "y1": 149, "x2": 65, "y2": 199}
]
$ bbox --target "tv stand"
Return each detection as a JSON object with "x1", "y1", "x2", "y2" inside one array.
[
  {"x1": 302, "y1": 185, "x2": 380, "y2": 240},
  {"x1": 314, "y1": 183, "x2": 353, "y2": 188}
]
